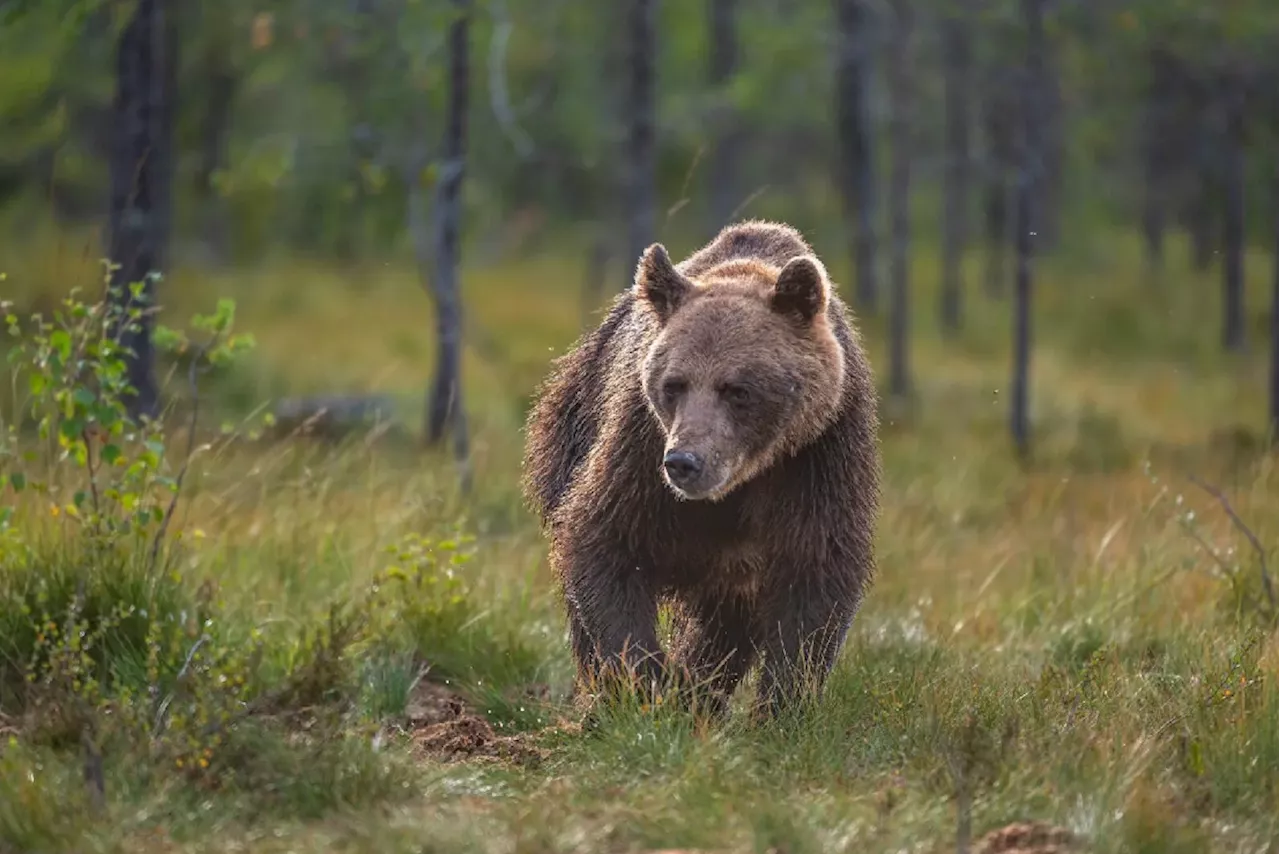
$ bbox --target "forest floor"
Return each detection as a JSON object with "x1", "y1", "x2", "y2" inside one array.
[{"x1": 0, "y1": 228, "x2": 1276, "y2": 853}]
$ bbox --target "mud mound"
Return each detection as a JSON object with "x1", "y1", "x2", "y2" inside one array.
[
  {"x1": 973, "y1": 821, "x2": 1080, "y2": 854},
  {"x1": 405, "y1": 681, "x2": 546, "y2": 767},
  {"x1": 405, "y1": 682, "x2": 469, "y2": 727}
]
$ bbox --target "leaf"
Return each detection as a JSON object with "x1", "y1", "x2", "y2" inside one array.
[
  {"x1": 28, "y1": 372, "x2": 46, "y2": 395},
  {"x1": 8, "y1": 472, "x2": 24, "y2": 492},
  {"x1": 102, "y1": 444, "x2": 122, "y2": 466},
  {"x1": 59, "y1": 416, "x2": 84, "y2": 442},
  {"x1": 49, "y1": 329, "x2": 71, "y2": 360}
]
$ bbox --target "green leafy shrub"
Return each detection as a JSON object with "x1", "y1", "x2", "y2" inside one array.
[{"x1": 0, "y1": 279, "x2": 268, "y2": 781}]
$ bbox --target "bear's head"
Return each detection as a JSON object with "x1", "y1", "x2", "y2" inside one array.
[{"x1": 634, "y1": 243, "x2": 847, "y2": 501}]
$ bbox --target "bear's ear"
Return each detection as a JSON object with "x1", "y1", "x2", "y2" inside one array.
[
  {"x1": 770, "y1": 255, "x2": 830, "y2": 323},
  {"x1": 634, "y1": 243, "x2": 693, "y2": 322}
]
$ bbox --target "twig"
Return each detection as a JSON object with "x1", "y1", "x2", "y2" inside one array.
[
  {"x1": 664, "y1": 144, "x2": 705, "y2": 224},
  {"x1": 152, "y1": 633, "x2": 210, "y2": 736},
  {"x1": 728, "y1": 185, "x2": 771, "y2": 222},
  {"x1": 1181, "y1": 518, "x2": 1253, "y2": 576},
  {"x1": 146, "y1": 342, "x2": 206, "y2": 575},
  {"x1": 1188, "y1": 475, "x2": 1277, "y2": 611},
  {"x1": 1176, "y1": 524, "x2": 1266, "y2": 616}
]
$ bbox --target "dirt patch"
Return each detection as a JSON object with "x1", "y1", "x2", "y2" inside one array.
[
  {"x1": 406, "y1": 681, "x2": 470, "y2": 727},
  {"x1": 973, "y1": 821, "x2": 1080, "y2": 854},
  {"x1": 405, "y1": 681, "x2": 547, "y2": 767}
]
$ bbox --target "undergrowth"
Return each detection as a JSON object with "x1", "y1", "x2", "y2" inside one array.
[{"x1": 0, "y1": 243, "x2": 1275, "y2": 853}]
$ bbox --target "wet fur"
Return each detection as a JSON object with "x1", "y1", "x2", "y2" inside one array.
[{"x1": 521, "y1": 220, "x2": 881, "y2": 718}]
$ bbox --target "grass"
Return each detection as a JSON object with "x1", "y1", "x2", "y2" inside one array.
[{"x1": 0, "y1": 219, "x2": 1276, "y2": 854}]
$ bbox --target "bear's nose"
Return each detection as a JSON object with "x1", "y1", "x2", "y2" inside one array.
[{"x1": 662, "y1": 450, "x2": 703, "y2": 484}]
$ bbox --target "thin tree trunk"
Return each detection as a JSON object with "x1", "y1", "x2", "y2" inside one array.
[
  {"x1": 707, "y1": 0, "x2": 739, "y2": 230},
  {"x1": 939, "y1": 6, "x2": 971, "y2": 334},
  {"x1": 425, "y1": 0, "x2": 471, "y2": 489},
  {"x1": 833, "y1": 0, "x2": 879, "y2": 314},
  {"x1": 886, "y1": 0, "x2": 913, "y2": 399},
  {"x1": 1011, "y1": 0, "x2": 1042, "y2": 461},
  {"x1": 106, "y1": 0, "x2": 175, "y2": 423},
  {"x1": 625, "y1": 0, "x2": 657, "y2": 274},
  {"x1": 1220, "y1": 70, "x2": 1246, "y2": 354}
]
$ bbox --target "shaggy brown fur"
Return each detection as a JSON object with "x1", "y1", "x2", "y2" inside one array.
[{"x1": 521, "y1": 220, "x2": 881, "y2": 718}]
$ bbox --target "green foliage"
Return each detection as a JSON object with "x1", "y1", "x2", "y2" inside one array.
[
  {"x1": 1, "y1": 0, "x2": 1274, "y2": 259},
  {"x1": 371, "y1": 531, "x2": 550, "y2": 709},
  {"x1": 1, "y1": 275, "x2": 247, "y2": 545},
  {"x1": 0, "y1": 280, "x2": 538, "y2": 838},
  {"x1": 0, "y1": 280, "x2": 272, "y2": 788}
]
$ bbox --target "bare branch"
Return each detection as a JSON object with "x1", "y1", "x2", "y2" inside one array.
[{"x1": 1188, "y1": 475, "x2": 1277, "y2": 611}]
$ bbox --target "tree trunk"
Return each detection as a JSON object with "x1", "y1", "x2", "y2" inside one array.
[
  {"x1": 833, "y1": 0, "x2": 879, "y2": 314},
  {"x1": 939, "y1": 6, "x2": 971, "y2": 335},
  {"x1": 425, "y1": 0, "x2": 472, "y2": 489},
  {"x1": 886, "y1": 0, "x2": 913, "y2": 400},
  {"x1": 1220, "y1": 70, "x2": 1246, "y2": 354},
  {"x1": 625, "y1": 0, "x2": 657, "y2": 275},
  {"x1": 981, "y1": 69, "x2": 1015, "y2": 298},
  {"x1": 1011, "y1": 0, "x2": 1043, "y2": 461},
  {"x1": 707, "y1": 0, "x2": 740, "y2": 230},
  {"x1": 106, "y1": 0, "x2": 175, "y2": 423}
]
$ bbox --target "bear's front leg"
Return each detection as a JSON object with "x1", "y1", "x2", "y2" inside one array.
[
  {"x1": 754, "y1": 576, "x2": 856, "y2": 720},
  {"x1": 560, "y1": 547, "x2": 667, "y2": 705},
  {"x1": 667, "y1": 593, "x2": 759, "y2": 719}
]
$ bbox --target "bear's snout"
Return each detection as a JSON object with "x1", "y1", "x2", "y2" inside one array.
[
  {"x1": 662, "y1": 449, "x2": 704, "y2": 486},
  {"x1": 660, "y1": 442, "x2": 731, "y2": 500}
]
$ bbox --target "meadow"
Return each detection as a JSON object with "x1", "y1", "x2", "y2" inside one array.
[{"x1": 0, "y1": 223, "x2": 1276, "y2": 854}]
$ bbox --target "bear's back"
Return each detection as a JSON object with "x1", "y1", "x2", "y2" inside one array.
[{"x1": 677, "y1": 220, "x2": 814, "y2": 279}]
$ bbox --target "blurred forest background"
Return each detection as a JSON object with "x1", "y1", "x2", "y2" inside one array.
[
  {"x1": 1, "y1": 0, "x2": 1277, "y2": 454},
  {"x1": 0, "y1": 1, "x2": 1278, "y2": 852}
]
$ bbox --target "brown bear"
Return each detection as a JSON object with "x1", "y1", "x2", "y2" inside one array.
[{"x1": 521, "y1": 220, "x2": 880, "y2": 719}]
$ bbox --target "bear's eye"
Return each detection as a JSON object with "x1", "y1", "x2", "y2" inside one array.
[
  {"x1": 721, "y1": 384, "x2": 751, "y2": 406},
  {"x1": 661, "y1": 378, "x2": 688, "y2": 405}
]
